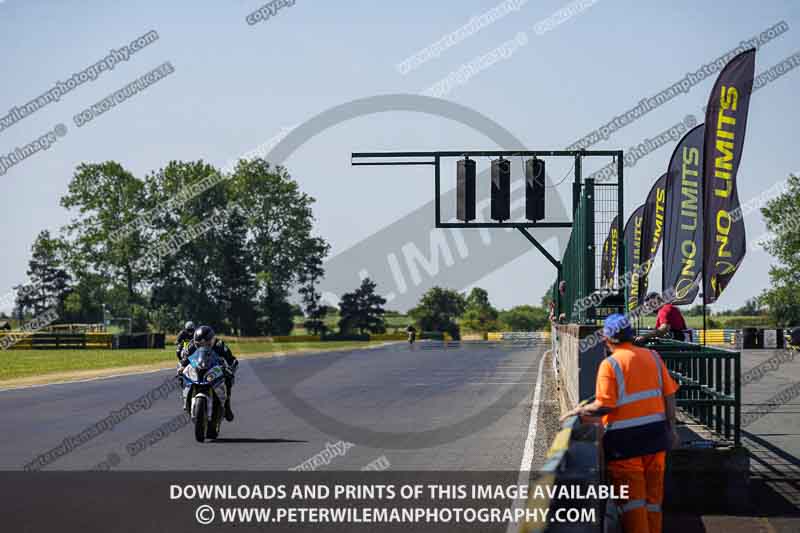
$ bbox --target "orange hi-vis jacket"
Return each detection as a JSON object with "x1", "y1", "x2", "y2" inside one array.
[{"x1": 595, "y1": 342, "x2": 680, "y2": 461}]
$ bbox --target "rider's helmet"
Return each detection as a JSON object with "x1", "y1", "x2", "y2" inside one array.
[
  {"x1": 193, "y1": 325, "x2": 215, "y2": 347},
  {"x1": 184, "y1": 321, "x2": 196, "y2": 332}
]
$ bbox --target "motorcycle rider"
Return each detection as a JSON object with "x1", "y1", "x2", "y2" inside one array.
[
  {"x1": 406, "y1": 324, "x2": 417, "y2": 344},
  {"x1": 181, "y1": 325, "x2": 238, "y2": 422},
  {"x1": 175, "y1": 321, "x2": 196, "y2": 360}
]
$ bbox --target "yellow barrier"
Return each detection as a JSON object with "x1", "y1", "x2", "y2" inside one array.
[{"x1": 695, "y1": 329, "x2": 735, "y2": 345}]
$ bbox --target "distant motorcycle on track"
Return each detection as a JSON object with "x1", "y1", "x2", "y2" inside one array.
[
  {"x1": 406, "y1": 325, "x2": 417, "y2": 346},
  {"x1": 178, "y1": 346, "x2": 233, "y2": 442},
  {"x1": 785, "y1": 327, "x2": 800, "y2": 351}
]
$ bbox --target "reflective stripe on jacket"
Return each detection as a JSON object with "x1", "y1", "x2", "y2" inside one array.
[{"x1": 599, "y1": 343, "x2": 674, "y2": 460}]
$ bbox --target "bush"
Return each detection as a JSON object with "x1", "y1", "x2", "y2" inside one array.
[
  {"x1": 717, "y1": 316, "x2": 774, "y2": 329},
  {"x1": 498, "y1": 305, "x2": 549, "y2": 331}
]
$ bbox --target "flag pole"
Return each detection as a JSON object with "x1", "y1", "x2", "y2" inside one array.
[{"x1": 701, "y1": 154, "x2": 707, "y2": 347}]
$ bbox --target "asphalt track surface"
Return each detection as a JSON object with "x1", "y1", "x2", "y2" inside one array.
[{"x1": 0, "y1": 340, "x2": 559, "y2": 472}]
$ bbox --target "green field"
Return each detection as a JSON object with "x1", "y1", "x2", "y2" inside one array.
[
  {"x1": 0, "y1": 341, "x2": 387, "y2": 383},
  {"x1": 291, "y1": 313, "x2": 411, "y2": 335}
]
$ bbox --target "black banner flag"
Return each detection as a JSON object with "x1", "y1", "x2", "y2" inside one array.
[
  {"x1": 623, "y1": 205, "x2": 646, "y2": 312},
  {"x1": 600, "y1": 215, "x2": 619, "y2": 289},
  {"x1": 640, "y1": 173, "x2": 668, "y2": 298},
  {"x1": 703, "y1": 49, "x2": 755, "y2": 303},
  {"x1": 663, "y1": 124, "x2": 704, "y2": 304}
]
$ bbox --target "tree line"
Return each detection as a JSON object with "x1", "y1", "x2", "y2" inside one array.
[
  {"x1": 9, "y1": 157, "x2": 551, "y2": 337},
  {"x1": 12, "y1": 159, "x2": 328, "y2": 336},
  {"x1": 322, "y1": 282, "x2": 550, "y2": 339}
]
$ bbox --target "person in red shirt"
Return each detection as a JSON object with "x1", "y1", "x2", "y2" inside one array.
[{"x1": 635, "y1": 292, "x2": 688, "y2": 343}]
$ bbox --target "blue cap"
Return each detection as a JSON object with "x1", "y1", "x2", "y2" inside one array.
[{"x1": 603, "y1": 313, "x2": 633, "y2": 340}]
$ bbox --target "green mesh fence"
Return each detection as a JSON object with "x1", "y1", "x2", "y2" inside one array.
[
  {"x1": 551, "y1": 176, "x2": 626, "y2": 324},
  {"x1": 553, "y1": 179, "x2": 595, "y2": 323}
]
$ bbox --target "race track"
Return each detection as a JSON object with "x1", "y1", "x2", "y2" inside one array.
[{"x1": 0, "y1": 341, "x2": 559, "y2": 473}]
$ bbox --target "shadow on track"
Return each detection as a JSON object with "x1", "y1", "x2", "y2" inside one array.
[{"x1": 209, "y1": 438, "x2": 308, "y2": 444}]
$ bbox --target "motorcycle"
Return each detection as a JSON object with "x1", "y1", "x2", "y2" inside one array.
[
  {"x1": 785, "y1": 327, "x2": 800, "y2": 350},
  {"x1": 178, "y1": 346, "x2": 230, "y2": 442}
]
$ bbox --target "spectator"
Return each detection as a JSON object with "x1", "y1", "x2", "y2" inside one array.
[{"x1": 635, "y1": 292, "x2": 688, "y2": 343}]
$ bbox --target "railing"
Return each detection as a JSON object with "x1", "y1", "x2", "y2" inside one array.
[{"x1": 649, "y1": 339, "x2": 741, "y2": 445}]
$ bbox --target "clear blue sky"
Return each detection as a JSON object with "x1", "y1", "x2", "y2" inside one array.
[{"x1": 0, "y1": 0, "x2": 798, "y2": 313}]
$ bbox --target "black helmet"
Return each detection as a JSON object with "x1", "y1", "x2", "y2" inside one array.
[
  {"x1": 193, "y1": 325, "x2": 215, "y2": 346},
  {"x1": 184, "y1": 321, "x2": 196, "y2": 332}
]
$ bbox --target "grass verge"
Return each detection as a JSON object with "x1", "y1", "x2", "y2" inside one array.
[{"x1": 0, "y1": 341, "x2": 388, "y2": 384}]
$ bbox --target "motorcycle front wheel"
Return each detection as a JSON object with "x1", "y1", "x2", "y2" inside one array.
[
  {"x1": 207, "y1": 398, "x2": 222, "y2": 440},
  {"x1": 194, "y1": 396, "x2": 207, "y2": 443}
]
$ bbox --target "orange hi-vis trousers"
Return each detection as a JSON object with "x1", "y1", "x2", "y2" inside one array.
[{"x1": 607, "y1": 451, "x2": 665, "y2": 533}]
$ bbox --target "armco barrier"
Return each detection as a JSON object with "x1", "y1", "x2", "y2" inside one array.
[
  {"x1": 1, "y1": 332, "x2": 114, "y2": 350},
  {"x1": 271, "y1": 335, "x2": 322, "y2": 342},
  {"x1": 520, "y1": 413, "x2": 603, "y2": 533},
  {"x1": 369, "y1": 333, "x2": 408, "y2": 341},
  {"x1": 487, "y1": 331, "x2": 552, "y2": 342},
  {"x1": 112, "y1": 333, "x2": 165, "y2": 349}
]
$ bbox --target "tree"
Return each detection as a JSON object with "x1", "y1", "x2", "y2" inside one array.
[
  {"x1": 498, "y1": 305, "x2": 549, "y2": 331},
  {"x1": 298, "y1": 239, "x2": 331, "y2": 336},
  {"x1": 338, "y1": 278, "x2": 387, "y2": 335},
  {"x1": 16, "y1": 230, "x2": 71, "y2": 318},
  {"x1": 60, "y1": 162, "x2": 149, "y2": 303},
  {"x1": 210, "y1": 207, "x2": 257, "y2": 335},
  {"x1": 60, "y1": 272, "x2": 105, "y2": 324},
  {"x1": 684, "y1": 304, "x2": 705, "y2": 317},
  {"x1": 760, "y1": 286, "x2": 800, "y2": 327},
  {"x1": 460, "y1": 287, "x2": 500, "y2": 332},
  {"x1": 408, "y1": 287, "x2": 466, "y2": 338},
  {"x1": 759, "y1": 174, "x2": 800, "y2": 326},
  {"x1": 231, "y1": 159, "x2": 329, "y2": 335},
  {"x1": 737, "y1": 297, "x2": 763, "y2": 316},
  {"x1": 147, "y1": 303, "x2": 187, "y2": 333},
  {"x1": 540, "y1": 289, "x2": 553, "y2": 309},
  {"x1": 257, "y1": 286, "x2": 295, "y2": 336},
  {"x1": 143, "y1": 160, "x2": 235, "y2": 333}
]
